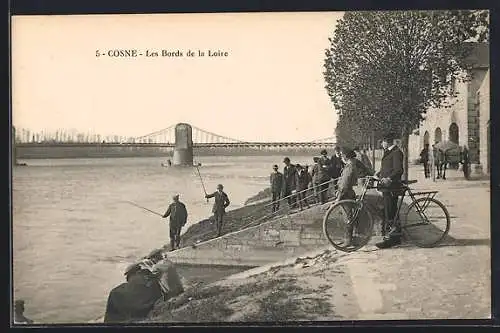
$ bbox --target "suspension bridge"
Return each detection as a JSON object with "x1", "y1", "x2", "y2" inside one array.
[{"x1": 15, "y1": 124, "x2": 337, "y2": 149}]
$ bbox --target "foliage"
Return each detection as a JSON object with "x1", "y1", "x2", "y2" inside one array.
[{"x1": 324, "y1": 10, "x2": 489, "y2": 176}]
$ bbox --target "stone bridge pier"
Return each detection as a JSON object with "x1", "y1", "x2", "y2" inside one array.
[{"x1": 173, "y1": 123, "x2": 194, "y2": 166}]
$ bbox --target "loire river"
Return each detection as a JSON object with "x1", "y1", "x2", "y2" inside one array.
[{"x1": 12, "y1": 155, "x2": 314, "y2": 323}]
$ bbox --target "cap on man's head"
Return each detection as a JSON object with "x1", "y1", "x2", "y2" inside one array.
[
  {"x1": 173, "y1": 194, "x2": 180, "y2": 200},
  {"x1": 273, "y1": 164, "x2": 278, "y2": 169},
  {"x1": 320, "y1": 149, "x2": 328, "y2": 155},
  {"x1": 313, "y1": 157, "x2": 319, "y2": 162},
  {"x1": 217, "y1": 184, "x2": 224, "y2": 189},
  {"x1": 296, "y1": 164, "x2": 302, "y2": 169},
  {"x1": 283, "y1": 157, "x2": 290, "y2": 163}
]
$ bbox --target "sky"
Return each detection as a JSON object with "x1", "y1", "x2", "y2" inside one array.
[{"x1": 12, "y1": 12, "x2": 342, "y2": 142}]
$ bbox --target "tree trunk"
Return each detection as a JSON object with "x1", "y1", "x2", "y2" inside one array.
[
  {"x1": 401, "y1": 125, "x2": 410, "y2": 181},
  {"x1": 371, "y1": 131, "x2": 376, "y2": 171}
]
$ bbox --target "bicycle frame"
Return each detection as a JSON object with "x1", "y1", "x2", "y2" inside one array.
[{"x1": 354, "y1": 176, "x2": 440, "y2": 228}]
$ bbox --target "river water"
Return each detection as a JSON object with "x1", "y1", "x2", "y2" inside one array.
[{"x1": 12, "y1": 154, "x2": 314, "y2": 324}]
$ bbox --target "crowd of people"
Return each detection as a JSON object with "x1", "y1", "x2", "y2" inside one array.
[
  {"x1": 269, "y1": 146, "x2": 375, "y2": 212},
  {"x1": 270, "y1": 133, "x2": 406, "y2": 249}
]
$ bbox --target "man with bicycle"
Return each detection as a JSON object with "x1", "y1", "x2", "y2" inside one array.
[{"x1": 375, "y1": 133, "x2": 404, "y2": 249}]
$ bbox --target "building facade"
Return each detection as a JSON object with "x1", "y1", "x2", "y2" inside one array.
[{"x1": 412, "y1": 43, "x2": 490, "y2": 175}]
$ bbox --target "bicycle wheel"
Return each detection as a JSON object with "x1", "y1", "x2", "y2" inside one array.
[
  {"x1": 322, "y1": 199, "x2": 374, "y2": 252},
  {"x1": 402, "y1": 197, "x2": 451, "y2": 247}
]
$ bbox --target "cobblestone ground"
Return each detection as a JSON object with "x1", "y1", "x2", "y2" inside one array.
[{"x1": 338, "y1": 165, "x2": 491, "y2": 320}]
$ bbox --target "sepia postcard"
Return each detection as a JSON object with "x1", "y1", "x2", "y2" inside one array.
[{"x1": 11, "y1": 10, "x2": 491, "y2": 325}]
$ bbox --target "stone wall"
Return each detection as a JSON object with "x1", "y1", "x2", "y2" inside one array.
[
  {"x1": 478, "y1": 69, "x2": 490, "y2": 174},
  {"x1": 167, "y1": 205, "x2": 331, "y2": 267},
  {"x1": 419, "y1": 77, "x2": 469, "y2": 149}
]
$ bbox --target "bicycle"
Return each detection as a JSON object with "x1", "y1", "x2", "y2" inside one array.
[{"x1": 322, "y1": 175, "x2": 451, "y2": 252}]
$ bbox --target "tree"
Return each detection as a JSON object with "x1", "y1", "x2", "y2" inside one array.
[{"x1": 324, "y1": 10, "x2": 489, "y2": 179}]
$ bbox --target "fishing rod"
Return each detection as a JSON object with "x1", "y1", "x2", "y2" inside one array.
[
  {"x1": 195, "y1": 165, "x2": 209, "y2": 203},
  {"x1": 123, "y1": 200, "x2": 163, "y2": 217}
]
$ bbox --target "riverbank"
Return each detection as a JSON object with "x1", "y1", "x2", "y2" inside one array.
[{"x1": 143, "y1": 166, "x2": 490, "y2": 322}]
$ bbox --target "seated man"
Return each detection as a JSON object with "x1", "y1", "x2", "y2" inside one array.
[
  {"x1": 141, "y1": 249, "x2": 184, "y2": 301},
  {"x1": 104, "y1": 249, "x2": 184, "y2": 323},
  {"x1": 104, "y1": 263, "x2": 162, "y2": 323}
]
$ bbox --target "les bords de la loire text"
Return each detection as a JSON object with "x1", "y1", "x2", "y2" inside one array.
[{"x1": 95, "y1": 49, "x2": 229, "y2": 58}]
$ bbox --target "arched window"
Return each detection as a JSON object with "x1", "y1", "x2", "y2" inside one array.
[
  {"x1": 449, "y1": 123, "x2": 459, "y2": 144},
  {"x1": 434, "y1": 128, "x2": 442, "y2": 144}
]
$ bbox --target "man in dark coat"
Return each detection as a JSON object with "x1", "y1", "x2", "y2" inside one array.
[
  {"x1": 317, "y1": 150, "x2": 332, "y2": 204},
  {"x1": 270, "y1": 164, "x2": 283, "y2": 212},
  {"x1": 330, "y1": 147, "x2": 345, "y2": 190},
  {"x1": 375, "y1": 133, "x2": 404, "y2": 249},
  {"x1": 104, "y1": 263, "x2": 162, "y2": 323},
  {"x1": 310, "y1": 157, "x2": 320, "y2": 204},
  {"x1": 162, "y1": 194, "x2": 188, "y2": 251},
  {"x1": 282, "y1": 157, "x2": 297, "y2": 208},
  {"x1": 295, "y1": 164, "x2": 311, "y2": 210},
  {"x1": 419, "y1": 144, "x2": 430, "y2": 178},
  {"x1": 461, "y1": 145, "x2": 470, "y2": 180},
  {"x1": 205, "y1": 184, "x2": 230, "y2": 237}
]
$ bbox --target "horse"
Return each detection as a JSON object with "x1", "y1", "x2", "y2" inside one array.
[{"x1": 434, "y1": 145, "x2": 461, "y2": 180}]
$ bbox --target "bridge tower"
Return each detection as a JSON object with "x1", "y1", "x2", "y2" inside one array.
[{"x1": 173, "y1": 123, "x2": 194, "y2": 166}]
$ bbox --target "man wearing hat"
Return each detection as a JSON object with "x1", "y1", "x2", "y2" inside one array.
[
  {"x1": 205, "y1": 184, "x2": 230, "y2": 237},
  {"x1": 375, "y1": 133, "x2": 404, "y2": 249},
  {"x1": 162, "y1": 194, "x2": 188, "y2": 251},
  {"x1": 330, "y1": 147, "x2": 345, "y2": 191},
  {"x1": 316, "y1": 150, "x2": 332, "y2": 204},
  {"x1": 143, "y1": 249, "x2": 184, "y2": 301},
  {"x1": 282, "y1": 157, "x2": 297, "y2": 208},
  {"x1": 13, "y1": 300, "x2": 34, "y2": 324},
  {"x1": 104, "y1": 261, "x2": 162, "y2": 323},
  {"x1": 270, "y1": 164, "x2": 284, "y2": 212}
]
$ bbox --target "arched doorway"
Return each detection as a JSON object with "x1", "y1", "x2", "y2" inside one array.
[
  {"x1": 434, "y1": 127, "x2": 442, "y2": 144},
  {"x1": 449, "y1": 123, "x2": 459, "y2": 144},
  {"x1": 423, "y1": 131, "x2": 430, "y2": 146}
]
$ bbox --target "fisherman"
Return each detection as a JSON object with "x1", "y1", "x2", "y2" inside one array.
[
  {"x1": 205, "y1": 184, "x2": 230, "y2": 237},
  {"x1": 162, "y1": 194, "x2": 188, "y2": 251},
  {"x1": 270, "y1": 164, "x2": 283, "y2": 213},
  {"x1": 13, "y1": 300, "x2": 34, "y2": 324}
]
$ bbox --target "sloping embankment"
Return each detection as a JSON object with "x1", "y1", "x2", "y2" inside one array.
[{"x1": 144, "y1": 249, "x2": 358, "y2": 323}]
